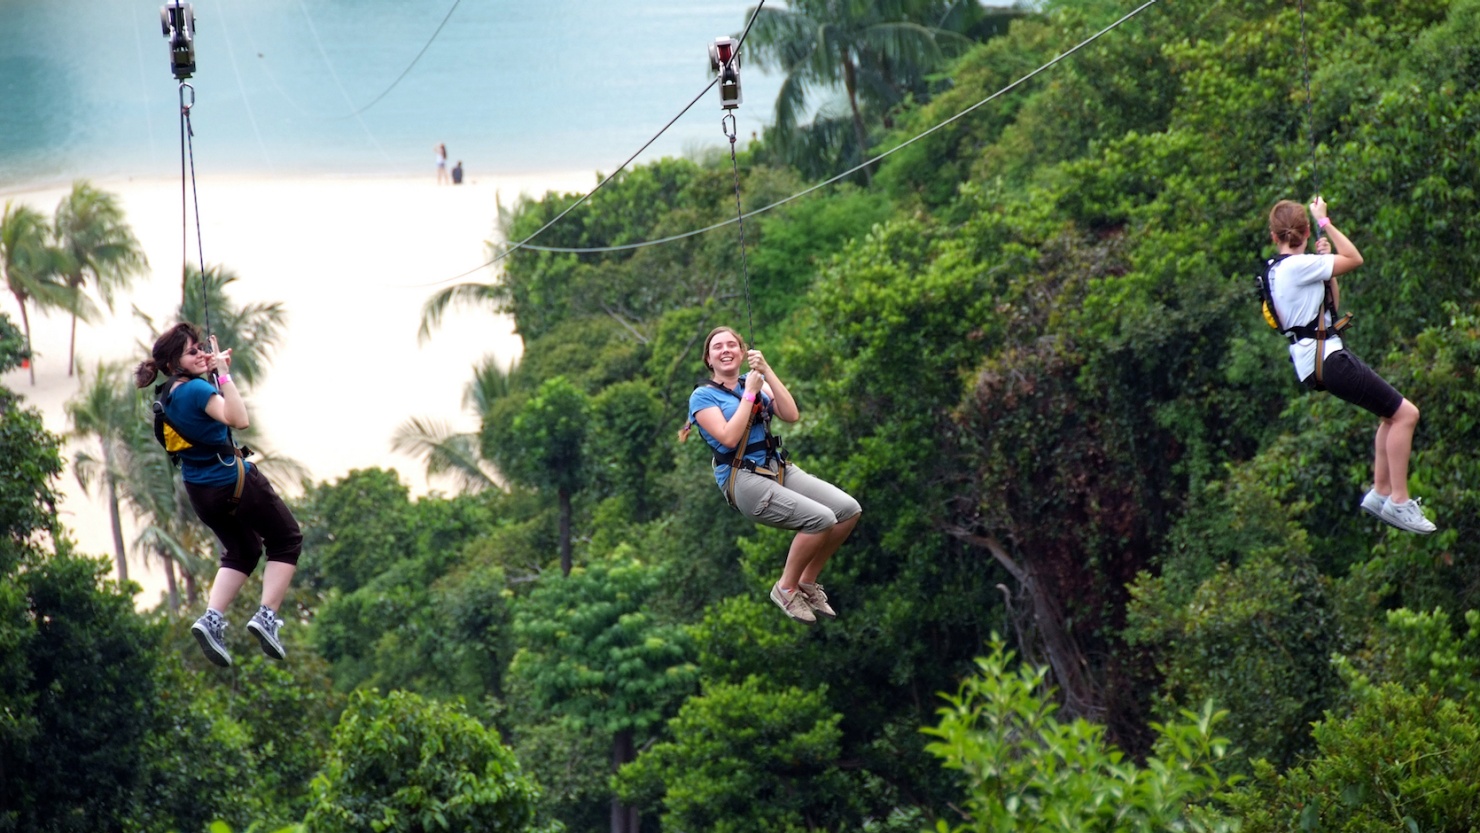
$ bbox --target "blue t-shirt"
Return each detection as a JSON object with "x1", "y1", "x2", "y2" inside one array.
[
  {"x1": 164, "y1": 378, "x2": 252, "y2": 487},
  {"x1": 689, "y1": 375, "x2": 773, "y2": 488}
]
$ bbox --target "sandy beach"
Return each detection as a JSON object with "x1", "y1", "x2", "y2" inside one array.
[{"x1": 1, "y1": 169, "x2": 595, "y2": 607}]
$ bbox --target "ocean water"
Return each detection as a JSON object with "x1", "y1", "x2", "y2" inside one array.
[{"x1": 0, "y1": 0, "x2": 781, "y2": 187}]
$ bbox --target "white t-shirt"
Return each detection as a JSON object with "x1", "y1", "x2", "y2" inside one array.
[{"x1": 1269, "y1": 253, "x2": 1340, "y2": 381}]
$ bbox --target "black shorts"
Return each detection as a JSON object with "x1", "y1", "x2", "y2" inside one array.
[{"x1": 1302, "y1": 349, "x2": 1404, "y2": 419}]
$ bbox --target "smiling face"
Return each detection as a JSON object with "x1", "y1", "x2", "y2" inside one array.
[
  {"x1": 176, "y1": 337, "x2": 211, "y2": 376},
  {"x1": 704, "y1": 327, "x2": 745, "y2": 378}
]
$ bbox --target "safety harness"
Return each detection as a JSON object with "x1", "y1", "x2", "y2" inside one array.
[
  {"x1": 153, "y1": 374, "x2": 250, "y2": 513},
  {"x1": 698, "y1": 379, "x2": 789, "y2": 509},
  {"x1": 1257, "y1": 254, "x2": 1353, "y2": 389}
]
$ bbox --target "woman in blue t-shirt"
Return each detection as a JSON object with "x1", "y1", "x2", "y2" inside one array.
[
  {"x1": 681, "y1": 326, "x2": 861, "y2": 624},
  {"x1": 135, "y1": 322, "x2": 303, "y2": 666},
  {"x1": 1265, "y1": 197, "x2": 1434, "y2": 534}
]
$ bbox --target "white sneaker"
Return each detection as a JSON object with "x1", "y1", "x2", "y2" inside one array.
[
  {"x1": 770, "y1": 582, "x2": 816, "y2": 625},
  {"x1": 799, "y1": 582, "x2": 837, "y2": 619},
  {"x1": 1380, "y1": 497, "x2": 1437, "y2": 535},
  {"x1": 1359, "y1": 488, "x2": 1388, "y2": 520}
]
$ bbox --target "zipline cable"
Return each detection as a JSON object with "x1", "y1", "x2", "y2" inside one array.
[
  {"x1": 1296, "y1": 0, "x2": 1323, "y2": 238},
  {"x1": 345, "y1": 0, "x2": 463, "y2": 117},
  {"x1": 469, "y1": 0, "x2": 1160, "y2": 259},
  {"x1": 407, "y1": 0, "x2": 770, "y2": 288},
  {"x1": 722, "y1": 112, "x2": 758, "y2": 345},
  {"x1": 178, "y1": 82, "x2": 216, "y2": 345}
]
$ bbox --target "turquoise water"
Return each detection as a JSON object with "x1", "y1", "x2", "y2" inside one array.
[{"x1": 0, "y1": 0, "x2": 781, "y2": 186}]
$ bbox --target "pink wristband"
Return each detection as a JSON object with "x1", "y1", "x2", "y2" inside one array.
[
  {"x1": 1317, "y1": 217, "x2": 1331, "y2": 229},
  {"x1": 217, "y1": 374, "x2": 233, "y2": 385},
  {"x1": 742, "y1": 391, "x2": 756, "y2": 403}
]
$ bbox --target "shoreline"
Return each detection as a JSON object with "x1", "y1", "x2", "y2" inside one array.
[{"x1": 2, "y1": 169, "x2": 593, "y2": 608}]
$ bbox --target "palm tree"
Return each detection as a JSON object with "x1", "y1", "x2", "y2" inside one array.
[
  {"x1": 391, "y1": 354, "x2": 514, "y2": 492},
  {"x1": 743, "y1": 0, "x2": 975, "y2": 181},
  {"x1": 1, "y1": 201, "x2": 73, "y2": 385},
  {"x1": 66, "y1": 361, "x2": 145, "y2": 584},
  {"x1": 136, "y1": 263, "x2": 288, "y2": 387},
  {"x1": 54, "y1": 182, "x2": 148, "y2": 377}
]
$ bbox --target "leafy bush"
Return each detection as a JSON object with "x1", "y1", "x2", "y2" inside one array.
[
  {"x1": 922, "y1": 638, "x2": 1237, "y2": 833},
  {"x1": 303, "y1": 689, "x2": 538, "y2": 833}
]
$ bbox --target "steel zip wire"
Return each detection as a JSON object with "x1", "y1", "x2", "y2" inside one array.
[
  {"x1": 409, "y1": 0, "x2": 770, "y2": 288},
  {"x1": 723, "y1": 114, "x2": 757, "y2": 346},
  {"x1": 424, "y1": 0, "x2": 1161, "y2": 266},
  {"x1": 346, "y1": 0, "x2": 463, "y2": 117}
]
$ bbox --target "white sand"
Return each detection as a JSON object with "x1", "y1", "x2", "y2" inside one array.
[{"x1": 1, "y1": 170, "x2": 595, "y2": 607}]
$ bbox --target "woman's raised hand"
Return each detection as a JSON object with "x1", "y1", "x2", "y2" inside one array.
[
  {"x1": 746, "y1": 349, "x2": 772, "y2": 378},
  {"x1": 1309, "y1": 196, "x2": 1328, "y2": 221},
  {"x1": 208, "y1": 335, "x2": 232, "y2": 373}
]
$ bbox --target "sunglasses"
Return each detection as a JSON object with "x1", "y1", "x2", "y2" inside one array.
[{"x1": 184, "y1": 345, "x2": 212, "y2": 357}]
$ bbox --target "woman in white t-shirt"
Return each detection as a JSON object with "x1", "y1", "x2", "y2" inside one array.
[{"x1": 1265, "y1": 197, "x2": 1435, "y2": 533}]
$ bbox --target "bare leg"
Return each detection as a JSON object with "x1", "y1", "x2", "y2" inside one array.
[
  {"x1": 206, "y1": 567, "x2": 250, "y2": 613},
  {"x1": 780, "y1": 515, "x2": 860, "y2": 590},
  {"x1": 1372, "y1": 419, "x2": 1392, "y2": 497},
  {"x1": 800, "y1": 515, "x2": 859, "y2": 585},
  {"x1": 260, "y1": 561, "x2": 297, "y2": 613},
  {"x1": 1383, "y1": 399, "x2": 1420, "y2": 503}
]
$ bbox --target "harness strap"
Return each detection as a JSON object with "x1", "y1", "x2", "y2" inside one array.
[{"x1": 157, "y1": 374, "x2": 251, "y2": 515}]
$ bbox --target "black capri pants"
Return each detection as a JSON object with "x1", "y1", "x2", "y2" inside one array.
[
  {"x1": 185, "y1": 464, "x2": 303, "y2": 574},
  {"x1": 1302, "y1": 349, "x2": 1404, "y2": 419}
]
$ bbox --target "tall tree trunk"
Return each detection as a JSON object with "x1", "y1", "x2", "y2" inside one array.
[
  {"x1": 102, "y1": 442, "x2": 128, "y2": 584},
  {"x1": 183, "y1": 568, "x2": 199, "y2": 609},
  {"x1": 611, "y1": 728, "x2": 638, "y2": 833},
  {"x1": 164, "y1": 554, "x2": 180, "y2": 614},
  {"x1": 558, "y1": 487, "x2": 573, "y2": 576},
  {"x1": 67, "y1": 307, "x2": 78, "y2": 377},
  {"x1": 18, "y1": 299, "x2": 34, "y2": 385},
  {"x1": 842, "y1": 57, "x2": 872, "y2": 186}
]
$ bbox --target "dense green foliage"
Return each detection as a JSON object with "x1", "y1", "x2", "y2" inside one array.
[
  {"x1": 7, "y1": 0, "x2": 1480, "y2": 830},
  {"x1": 303, "y1": 689, "x2": 538, "y2": 833}
]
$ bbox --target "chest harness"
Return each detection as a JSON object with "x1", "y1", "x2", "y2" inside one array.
[
  {"x1": 153, "y1": 375, "x2": 251, "y2": 513},
  {"x1": 1257, "y1": 253, "x2": 1353, "y2": 389},
  {"x1": 698, "y1": 379, "x2": 789, "y2": 509}
]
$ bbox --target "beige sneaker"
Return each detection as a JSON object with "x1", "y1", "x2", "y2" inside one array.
[
  {"x1": 799, "y1": 582, "x2": 836, "y2": 619},
  {"x1": 770, "y1": 582, "x2": 817, "y2": 625}
]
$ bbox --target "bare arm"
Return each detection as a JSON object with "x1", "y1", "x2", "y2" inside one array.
[
  {"x1": 745, "y1": 350, "x2": 800, "y2": 423},
  {"x1": 201, "y1": 336, "x2": 249, "y2": 429},
  {"x1": 1310, "y1": 197, "x2": 1363, "y2": 278}
]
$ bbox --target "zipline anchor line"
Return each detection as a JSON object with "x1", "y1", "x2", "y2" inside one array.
[
  {"x1": 165, "y1": 2, "x2": 217, "y2": 377},
  {"x1": 1296, "y1": 0, "x2": 1323, "y2": 242},
  {"x1": 723, "y1": 111, "x2": 757, "y2": 349}
]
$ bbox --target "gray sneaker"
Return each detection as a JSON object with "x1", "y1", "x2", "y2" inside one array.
[
  {"x1": 1359, "y1": 488, "x2": 1389, "y2": 521},
  {"x1": 1380, "y1": 497, "x2": 1437, "y2": 535},
  {"x1": 246, "y1": 606, "x2": 286, "y2": 660},
  {"x1": 770, "y1": 582, "x2": 816, "y2": 625},
  {"x1": 191, "y1": 611, "x2": 232, "y2": 667},
  {"x1": 799, "y1": 582, "x2": 837, "y2": 619}
]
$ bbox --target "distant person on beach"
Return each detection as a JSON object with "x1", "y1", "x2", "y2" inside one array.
[
  {"x1": 135, "y1": 323, "x2": 303, "y2": 667},
  {"x1": 452, "y1": 160, "x2": 464, "y2": 185},
  {"x1": 679, "y1": 326, "x2": 861, "y2": 625},
  {"x1": 1261, "y1": 197, "x2": 1435, "y2": 534},
  {"x1": 436, "y1": 143, "x2": 449, "y2": 185}
]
